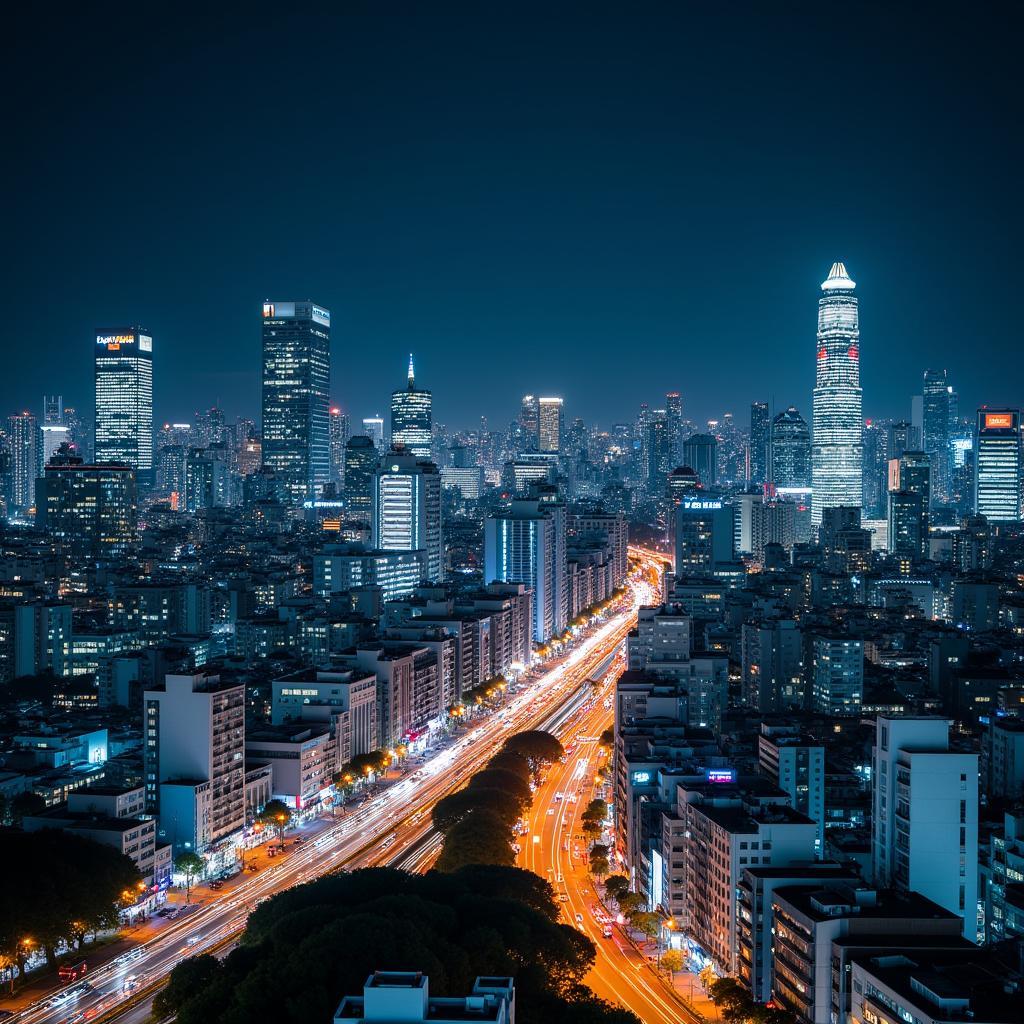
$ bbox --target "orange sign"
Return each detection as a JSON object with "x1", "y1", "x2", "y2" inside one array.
[{"x1": 985, "y1": 413, "x2": 1014, "y2": 429}]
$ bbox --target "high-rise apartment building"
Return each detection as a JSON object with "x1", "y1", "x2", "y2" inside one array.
[
  {"x1": 538, "y1": 397, "x2": 564, "y2": 454},
  {"x1": 6, "y1": 412, "x2": 38, "y2": 512},
  {"x1": 974, "y1": 408, "x2": 1021, "y2": 522},
  {"x1": 812, "y1": 635, "x2": 863, "y2": 715},
  {"x1": 260, "y1": 300, "x2": 331, "y2": 503},
  {"x1": 144, "y1": 672, "x2": 246, "y2": 852},
  {"x1": 94, "y1": 326, "x2": 153, "y2": 479},
  {"x1": 675, "y1": 493, "x2": 735, "y2": 575},
  {"x1": 872, "y1": 716, "x2": 978, "y2": 939},
  {"x1": 749, "y1": 401, "x2": 770, "y2": 486},
  {"x1": 811, "y1": 262, "x2": 862, "y2": 526},
  {"x1": 344, "y1": 435, "x2": 378, "y2": 522},
  {"x1": 390, "y1": 355, "x2": 432, "y2": 459},
  {"x1": 922, "y1": 368, "x2": 952, "y2": 503},
  {"x1": 770, "y1": 406, "x2": 811, "y2": 489},
  {"x1": 372, "y1": 450, "x2": 443, "y2": 584}
]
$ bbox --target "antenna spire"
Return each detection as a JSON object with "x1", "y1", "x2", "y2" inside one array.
[{"x1": 407, "y1": 353, "x2": 415, "y2": 387}]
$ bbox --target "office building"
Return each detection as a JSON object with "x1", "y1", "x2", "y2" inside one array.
[
  {"x1": 758, "y1": 723, "x2": 825, "y2": 849},
  {"x1": 538, "y1": 397, "x2": 563, "y2": 454},
  {"x1": 94, "y1": 326, "x2": 153, "y2": 482},
  {"x1": 922, "y1": 368, "x2": 952, "y2": 502},
  {"x1": 390, "y1": 355, "x2": 433, "y2": 459},
  {"x1": 362, "y1": 416, "x2": 385, "y2": 452},
  {"x1": 665, "y1": 391, "x2": 682, "y2": 461},
  {"x1": 372, "y1": 450, "x2": 443, "y2": 583},
  {"x1": 887, "y1": 450, "x2": 930, "y2": 558},
  {"x1": 344, "y1": 435, "x2": 378, "y2": 521},
  {"x1": 519, "y1": 395, "x2": 540, "y2": 449},
  {"x1": 872, "y1": 716, "x2": 978, "y2": 938},
  {"x1": 5, "y1": 412, "x2": 39, "y2": 511},
  {"x1": 144, "y1": 672, "x2": 246, "y2": 852},
  {"x1": 682, "y1": 433, "x2": 717, "y2": 487},
  {"x1": 485, "y1": 498, "x2": 567, "y2": 643},
  {"x1": 749, "y1": 401, "x2": 770, "y2": 486},
  {"x1": 40, "y1": 394, "x2": 70, "y2": 468},
  {"x1": 770, "y1": 406, "x2": 811, "y2": 489},
  {"x1": 974, "y1": 408, "x2": 1021, "y2": 522},
  {"x1": 812, "y1": 635, "x2": 863, "y2": 715},
  {"x1": 646, "y1": 414, "x2": 671, "y2": 494},
  {"x1": 675, "y1": 493, "x2": 735, "y2": 575},
  {"x1": 36, "y1": 453, "x2": 137, "y2": 559},
  {"x1": 313, "y1": 545, "x2": 425, "y2": 602},
  {"x1": 260, "y1": 300, "x2": 331, "y2": 503},
  {"x1": 329, "y1": 406, "x2": 349, "y2": 485},
  {"x1": 245, "y1": 725, "x2": 335, "y2": 811},
  {"x1": 889, "y1": 419, "x2": 920, "y2": 460},
  {"x1": 811, "y1": 262, "x2": 862, "y2": 526}
]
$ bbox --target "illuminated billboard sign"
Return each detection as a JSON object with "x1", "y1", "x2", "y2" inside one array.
[
  {"x1": 631, "y1": 770, "x2": 652, "y2": 785},
  {"x1": 139, "y1": 335, "x2": 152, "y2": 352},
  {"x1": 96, "y1": 333, "x2": 136, "y2": 351},
  {"x1": 681, "y1": 498, "x2": 723, "y2": 511},
  {"x1": 984, "y1": 412, "x2": 1015, "y2": 430},
  {"x1": 706, "y1": 769, "x2": 735, "y2": 784},
  {"x1": 312, "y1": 304, "x2": 330, "y2": 326},
  {"x1": 262, "y1": 303, "x2": 275, "y2": 317}
]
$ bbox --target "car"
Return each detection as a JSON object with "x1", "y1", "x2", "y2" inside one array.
[
  {"x1": 546, "y1": 808, "x2": 555, "y2": 815},
  {"x1": 186, "y1": 935, "x2": 201, "y2": 946},
  {"x1": 575, "y1": 913, "x2": 584, "y2": 924},
  {"x1": 209, "y1": 880, "x2": 224, "y2": 890},
  {"x1": 558, "y1": 894, "x2": 570, "y2": 903},
  {"x1": 602, "y1": 927, "x2": 614, "y2": 939},
  {"x1": 556, "y1": 873, "x2": 563, "y2": 882}
]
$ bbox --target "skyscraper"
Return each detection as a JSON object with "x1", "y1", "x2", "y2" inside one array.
[
  {"x1": 344, "y1": 435, "x2": 378, "y2": 522},
  {"x1": 372, "y1": 449, "x2": 443, "y2": 583},
  {"x1": 923, "y1": 369, "x2": 952, "y2": 504},
  {"x1": 260, "y1": 300, "x2": 331, "y2": 503},
  {"x1": 519, "y1": 395, "x2": 540, "y2": 450},
  {"x1": 40, "y1": 394, "x2": 70, "y2": 469},
  {"x1": 6, "y1": 412, "x2": 38, "y2": 512},
  {"x1": 665, "y1": 391, "x2": 682, "y2": 462},
  {"x1": 646, "y1": 414, "x2": 671, "y2": 495},
  {"x1": 390, "y1": 355, "x2": 433, "y2": 459},
  {"x1": 749, "y1": 401, "x2": 770, "y2": 487},
  {"x1": 887, "y1": 450, "x2": 930, "y2": 558},
  {"x1": 94, "y1": 326, "x2": 154, "y2": 478},
  {"x1": 974, "y1": 408, "x2": 1022, "y2": 522},
  {"x1": 681, "y1": 433, "x2": 717, "y2": 487},
  {"x1": 770, "y1": 406, "x2": 811, "y2": 489},
  {"x1": 329, "y1": 406, "x2": 349, "y2": 485},
  {"x1": 811, "y1": 262, "x2": 862, "y2": 526},
  {"x1": 362, "y1": 416, "x2": 385, "y2": 452},
  {"x1": 538, "y1": 397, "x2": 564, "y2": 454}
]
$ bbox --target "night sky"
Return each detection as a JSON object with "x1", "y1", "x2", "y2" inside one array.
[{"x1": 6, "y1": 5, "x2": 1020, "y2": 431}]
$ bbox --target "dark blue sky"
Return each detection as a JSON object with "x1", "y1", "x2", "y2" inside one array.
[{"x1": 6, "y1": 4, "x2": 1020, "y2": 431}]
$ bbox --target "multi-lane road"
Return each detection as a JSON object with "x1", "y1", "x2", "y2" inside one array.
[
  {"x1": 7, "y1": 552, "x2": 662, "y2": 1024},
  {"x1": 520, "y1": 657, "x2": 707, "y2": 1024}
]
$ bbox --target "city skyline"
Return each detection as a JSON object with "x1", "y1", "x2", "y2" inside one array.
[{"x1": 4, "y1": 9, "x2": 1022, "y2": 428}]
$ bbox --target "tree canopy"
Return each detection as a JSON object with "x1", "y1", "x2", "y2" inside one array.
[
  {"x1": 160, "y1": 866, "x2": 639, "y2": 1024},
  {"x1": 502, "y1": 730, "x2": 564, "y2": 774},
  {"x1": 435, "y1": 810, "x2": 516, "y2": 872},
  {"x1": 486, "y1": 750, "x2": 532, "y2": 782},
  {"x1": 0, "y1": 829, "x2": 141, "y2": 967},
  {"x1": 433, "y1": 788, "x2": 523, "y2": 834},
  {"x1": 467, "y1": 768, "x2": 532, "y2": 811}
]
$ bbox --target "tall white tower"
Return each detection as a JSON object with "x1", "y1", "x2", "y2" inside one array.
[{"x1": 811, "y1": 262, "x2": 862, "y2": 526}]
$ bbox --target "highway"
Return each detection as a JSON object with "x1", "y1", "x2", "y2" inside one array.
[
  {"x1": 519, "y1": 655, "x2": 707, "y2": 1024},
  {"x1": 9, "y1": 553, "x2": 662, "y2": 1024}
]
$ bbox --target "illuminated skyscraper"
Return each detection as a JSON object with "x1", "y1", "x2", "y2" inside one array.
[
  {"x1": 390, "y1": 355, "x2": 432, "y2": 459},
  {"x1": 329, "y1": 407, "x2": 349, "y2": 485},
  {"x1": 40, "y1": 394, "x2": 70, "y2": 468},
  {"x1": 682, "y1": 433, "x2": 717, "y2": 487},
  {"x1": 519, "y1": 395, "x2": 540, "y2": 449},
  {"x1": 974, "y1": 408, "x2": 1022, "y2": 522},
  {"x1": 538, "y1": 397, "x2": 564, "y2": 454},
  {"x1": 260, "y1": 301, "x2": 331, "y2": 503},
  {"x1": 344, "y1": 435, "x2": 378, "y2": 522},
  {"x1": 94, "y1": 326, "x2": 154, "y2": 478},
  {"x1": 6, "y1": 412, "x2": 38, "y2": 512},
  {"x1": 372, "y1": 449, "x2": 443, "y2": 583},
  {"x1": 749, "y1": 401, "x2": 770, "y2": 487},
  {"x1": 665, "y1": 391, "x2": 682, "y2": 462},
  {"x1": 811, "y1": 262, "x2": 862, "y2": 526},
  {"x1": 770, "y1": 406, "x2": 811, "y2": 489},
  {"x1": 362, "y1": 416, "x2": 385, "y2": 452},
  {"x1": 922, "y1": 368, "x2": 952, "y2": 503}
]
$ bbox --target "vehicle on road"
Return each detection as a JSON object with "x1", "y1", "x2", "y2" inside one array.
[
  {"x1": 575, "y1": 913, "x2": 584, "y2": 924},
  {"x1": 602, "y1": 926, "x2": 614, "y2": 938},
  {"x1": 59, "y1": 961, "x2": 88, "y2": 982}
]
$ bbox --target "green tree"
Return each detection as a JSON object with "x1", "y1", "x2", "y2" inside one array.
[
  {"x1": 598, "y1": 728, "x2": 614, "y2": 750},
  {"x1": 628, "y1": 910, "x2": 661, "y2": 940},
  {"x1": 258, "y1": 798, "x2": 292, "y2": 839},
  {"x1": 436, "y1": 810, "x2": 515, "y2": 872},
  {"x1": 486, "y1": 749, "x2": 532, "y2": 781},
  {"x1": 502, "y1": 730, "x2": 564, "y2": 776},
  {"x1": 581, "y1": 818, "x2": 603, "y2": 842},
  {"x1": 582, "y1": 798, "x2": 608, "y2": 823},
  {"x1": 154, "y1": 954, "x2": 222, "y2": 1018},
  {"x1": 617, "y1": 892, "x2": 643, "y2": 917},
  {"x1": 604, "y1": 875, "x2": 629, "y2": 903},
  {"x1": 589, "y1": 855, "x2": 610, "y2": 879},
  {"x1": 661, "y1": 948, "x2": 684, "y2": 977},
  {"x1": 467, "y1": 768, "x2": 532, "y2": 811},
  {"x1": 174, "y1": 851, "x2": 205, "y2": 904},
  {"x1": 708, "y1": 977, "x2": 754, "y2": 1023},
  {"x1": 432, "y1": 787, "x2": 523, "y2": 833}
]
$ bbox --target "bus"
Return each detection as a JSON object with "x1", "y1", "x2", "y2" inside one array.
[{"x1": 58, "y1": 961, "x2": 88, "y2": 982}]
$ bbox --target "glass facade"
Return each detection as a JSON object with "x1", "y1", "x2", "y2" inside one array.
[
  {"x1": 260, "y1": 301, "x2": 331, "y2": 503},
  {"x1": 538, "y1": 397, "x2": 563, "y2": 453},
  {"x1": 811, "y1": 263, "x2": 862, "y2": 526},
  {"x1": 390, "y1": 355, "x2": 433, "y2": 459},
  {"x1": 974, "y1": 408, "x2": 1022, "y2": 521},
  {"x1": 94, "y1": 326, "x2": 153, "y2": 474},
  {"x1": 770, "y1": 406, "x2": 811, "y2": 488}
]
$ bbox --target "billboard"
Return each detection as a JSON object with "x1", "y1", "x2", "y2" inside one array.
[
  {"x1": 984, "y1": 412, "x2": 1016, "y2": 430},
  {"x1": 96, "y1": 332, "x2": 136, "y2": 350}
]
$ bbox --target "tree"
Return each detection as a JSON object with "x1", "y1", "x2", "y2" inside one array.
[
  {"x1": 617, "y1": 892, "x2": 643, "y2": 917},
  {"x1": 348, "y1": 749, "x2": 390, "y2": 780},
  {"x1": 467, "y1": 768, "x2": 532, "y2": 811},
  {"x1": 699, "y1": 963, "x2": 718, "y2": 993},
  {"x1": 502, "y1": 730, "x2": 564, "y2": 776},
  {"x1": 174, "y1": 851, "x2": 205, "y2": 904},
  {"x1": 604, "y1": 875, "x2": 629, "y2": 903},
  {"x1": 661, "y1": 949, "x2": 684, "y2": 977},
  {"x1": 432, "y1": 788, "x2": 522, "y2": 833},
  {"x1": 708, "y1": 978, "x2": 754, "y2": 1023},
  {"x1": 258, "y1": 799, "x2": 292, "y2": 839},
  {"x1": 7, "y1": 791, "x2": 45, "y2": 827},
  {"x1": 589, "y1": 856, "x2": 610, "y2": 879},
  {"x1": 627, "y1": 910, "x2": 660, "y2": 940},
  {"x1": 435, "y1": 810, "x2": 515, "y2": 872},
  {"x1": 486, "y1": 749, "x2": 532, "y2": 781},
  {"x1": 598, "y1": 728, "x2": 614, "y2": 750},
  {"x1": 582, "y1": 798, "x2": 608, "y2": 823},
  {"x1": 581, "y1": 818, "x2": 603, "y2": 842},
  {"x1": 154, "y1": 954, "x2": 221, "y2": 1018}
]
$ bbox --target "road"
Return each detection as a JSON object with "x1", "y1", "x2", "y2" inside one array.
[
  {"x1": 8, "y1": 553, "x2": 662, "y2": 1024},
  {"x1": 520, "y1": 668, "x2": 709, "y2": 1024}
]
